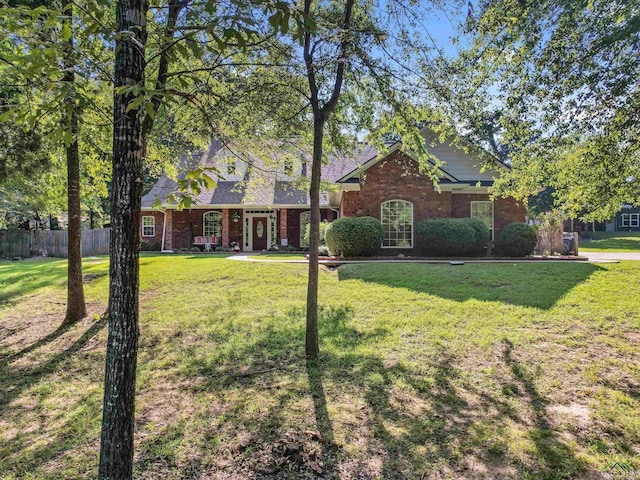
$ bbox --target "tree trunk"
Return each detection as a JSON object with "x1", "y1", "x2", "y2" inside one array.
[
  {"x1": 305, "y1": 114, "x2": 324, "y2": 359},
  {"x1": 62, "y1": 4, "x2": 87, "y2": 326},
  {"x1": 302, "y1": 0, "x2": 353, "y2": 360},
  {"x1": 98, "y1": 1, "x2": 148, "y2": 478}
]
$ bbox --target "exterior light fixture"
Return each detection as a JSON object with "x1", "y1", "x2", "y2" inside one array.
[{"x1": 232, "y1": 212, "x2": 240, "y2": 223}]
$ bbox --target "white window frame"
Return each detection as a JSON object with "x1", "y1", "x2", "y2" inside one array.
[
  {"x1": 470, "y1": 201, "x2": 495, "y2": 239},
  {"x1": 631, "y1": 213, "x2": 639, "y2": 227},
  {"x1": 203, "y1": 211, "x2": 223, "y2": 238},
  {"x1": 142, "y1": 215, "x2": 155, "y2": 237},
  {"x1": 621, "y1": 213, "x2": 629, "y2": 227},
  {"x1": 381, "y1": 200, "x2": 413, "y2": 249},
  {"x1": 300, "y1": 211, "x2": 311, "y2": 247}
]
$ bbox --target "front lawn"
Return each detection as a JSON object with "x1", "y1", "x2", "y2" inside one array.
[
  {"x1": 580, "y1": 232, "x2": 640, "y2": 252},
  {"x1": 1, "y1": 256, "x2": 639, "y2": 479}
]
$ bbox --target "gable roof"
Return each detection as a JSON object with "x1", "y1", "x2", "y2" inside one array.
[{"x1": 336, "y1": 127, "x2": 508, "y2": 184}]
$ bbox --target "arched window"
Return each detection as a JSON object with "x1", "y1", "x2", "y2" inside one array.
[
  {"x1": 203, "y1": 211, "x2": 222, "y2": 238},
  {"x1": 299, "y1": 211, "x2": 311, "y2": 247},
  {"x1": 381, "y1": 200, "x2": 413, "y2": 248}
]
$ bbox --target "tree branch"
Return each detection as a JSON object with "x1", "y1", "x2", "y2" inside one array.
[
  {"x1": 321, "y1": 0, "x2": 355, "y2": 115},
  {"x1": 142, "y1": 0, "x2": 187, "y2": 137}
]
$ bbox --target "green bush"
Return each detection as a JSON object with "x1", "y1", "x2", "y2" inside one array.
[
  {"x1": 466, "y1": 218, "x2": 491, "y2": 253},
  {"x1": 416, "y1": 218, "x2": 489, "y2": 256},
  {"x1": 304, "y1": 220, "x2": 330, "y2": 246},
  {"x1": 140, "y1": 240, "x2": 159, "y2": 252},
  {"x1": 325, "y1": 216, "x2": 383, "y2": 257},
  {"x1": 497, "y1": 222, "x2": 538, "y2": 257},
  {"x1": 190, "y1": 246, "x2": 201, "y2": 252}
]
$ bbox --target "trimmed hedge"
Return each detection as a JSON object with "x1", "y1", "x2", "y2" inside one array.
[
  {"x1": 416, "y1": 218, "x2": 490, "y2": 256},
  {"x1": 467, "y1": 217, "x2": 491, "y2": 253},
  {"x1": 325, "y1": 216, "x2": 383, "y2": 257},
  {"x1": 497, "y1": 222, "x2": 538, "y2": 257}
]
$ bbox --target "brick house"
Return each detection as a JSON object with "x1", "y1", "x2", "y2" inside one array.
[{"x1": 140, "y1": 130, "x2": 526, "y2": 253}]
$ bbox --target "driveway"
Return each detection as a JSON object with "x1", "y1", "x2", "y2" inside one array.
[{"x1": 583, "y1": 251, "x2": 640, "y2": 261}]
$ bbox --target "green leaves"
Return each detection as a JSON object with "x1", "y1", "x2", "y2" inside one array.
[
  {"x1": 60, "y1": 21, "x2": 72, "y2": 42},
  {"x1": 154, "y1": 167, "x2": 219, "y2": 211},
  {"x1": 454, "y1": 0, "x2": 640, "y2": 220}
]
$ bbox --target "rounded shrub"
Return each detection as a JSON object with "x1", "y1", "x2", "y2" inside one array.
[
  {"x1": 416, "y1": 218, "x2": 488, "y2": 256},
  {"x1": 325, "y1": 216, "x2": 383, "y2": 257},
  {"x1": 466, "y1": 217, "x2": 491, "y2": 254},
  {"x1": 497, "y1": 222, "x2": 538, "y2": 257}
]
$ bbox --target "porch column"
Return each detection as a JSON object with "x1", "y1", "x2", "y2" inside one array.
[
  {"x1": 279, "y1": 208, "x2": 287, "y2": 246},
  {"x1": 222, "y1": 209, "x2": 230, "y2": 247},
  {"x1": 164, "y1": 209, "x2": 173, "y2": 251}
]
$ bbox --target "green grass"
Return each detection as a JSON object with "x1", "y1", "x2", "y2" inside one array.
[
  {"x1": 1, "y1": 255, "x2": 640, "y2": 479},
  {"x1": 580, "y1": 232, "x2": 640, "y2": 252}
]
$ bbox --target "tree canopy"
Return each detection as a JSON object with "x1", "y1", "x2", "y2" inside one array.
[{"x1": 451, "y1": 0, "x2": 640, "y2": 220}]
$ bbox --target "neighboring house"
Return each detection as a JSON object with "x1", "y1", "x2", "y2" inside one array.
[
  {"x1": 140, "y1": 129, "x2": 526, "y2": 253},
  {"x1": 564, "y1": 205, "x2": 640, "y2": 233},
  {"x1": 615, "y1": 205, "x2": 640, "y2": 231}
]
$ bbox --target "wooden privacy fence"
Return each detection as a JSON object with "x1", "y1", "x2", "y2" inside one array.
[{"x1": 0, "y1": 228, "x2": 110, "y2": 258}]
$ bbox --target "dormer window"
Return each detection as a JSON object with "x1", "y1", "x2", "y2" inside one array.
[
  {"x1": 284, "y1": 159, "x2": 294, "y2": 176},
  {"x1": 227, "y1": 160, "x2": 237, "y2": 176}
]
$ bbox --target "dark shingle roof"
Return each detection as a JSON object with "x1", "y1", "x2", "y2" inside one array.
[{"x1": 141, "y1": 139, "x2": 369, "y2": 208}]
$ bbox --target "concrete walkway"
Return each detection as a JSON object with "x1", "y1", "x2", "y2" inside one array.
[{"x1": 583, "y1": 251, "x2": 640, "y2": 261}]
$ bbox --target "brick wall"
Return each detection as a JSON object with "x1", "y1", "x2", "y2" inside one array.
[
  {"x1": 341, "y1": 150, "x2": 526, "y2": 253},
  {"x1": 493, "y1": 197, "x2": 527, "y2": 234},
  {"x1": 451, "y1": 194, "x2": 525, "y2": 239},
  {"x1": 165, "y1": 210, "x2": 173, "y2": 250},
  {"x1": 279, "y1": 209, "x2": 287, "y2": 244},
  {"x1": 341, "y1": 151, "x2": 454, "y2": 221},
  {"x1": 228, "y1": 209, "x2": 243, "y2": 248},
  {"x1": 286, "y1": 209, "x2": 304, "y2": 247},
  {"x1": 171, "y1": 209, "x2": 221, "y2": 250},
  {"x1": 139, "y1": 211, "x2": 164, "y2": 250}
]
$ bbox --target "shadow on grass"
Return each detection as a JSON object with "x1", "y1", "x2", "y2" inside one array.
[
  {"x1": 142, "y1": 304, "x2": 588, "y2": 479},
  {"x1": 0, "y1": 317, "x2": 107, "y2": 415},
  {"x1": 338, "y1": 262, "x2": 604, "y2": 310},
  {"x1": 0, "y1": 316, "x2": 107, "y2": 478},
  {"x1": 501, "y1": 339, "x2": 589, "y2": 479},
  {"x1": 1, "y1": 323, "x2": 73, "y2": 363}
]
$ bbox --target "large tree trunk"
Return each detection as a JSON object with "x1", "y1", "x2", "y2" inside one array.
[
  {"x1": 98, "y1": 1, "x2": 148, "y2": 478},
  {"x1": 305, "y1": 114, "x2": 325, "y2": 359},
  {"x1": 61, "y1": 4, "x2": 87, "y2": 326}
]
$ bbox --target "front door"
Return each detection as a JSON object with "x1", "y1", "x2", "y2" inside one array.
[{"x1": 252, "y1": 217, "x2": 268, "y2": 250}]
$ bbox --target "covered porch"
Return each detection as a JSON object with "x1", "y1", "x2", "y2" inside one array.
[{"x1": 158, "y1": 207, "x2": 336, "y2": 252}]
